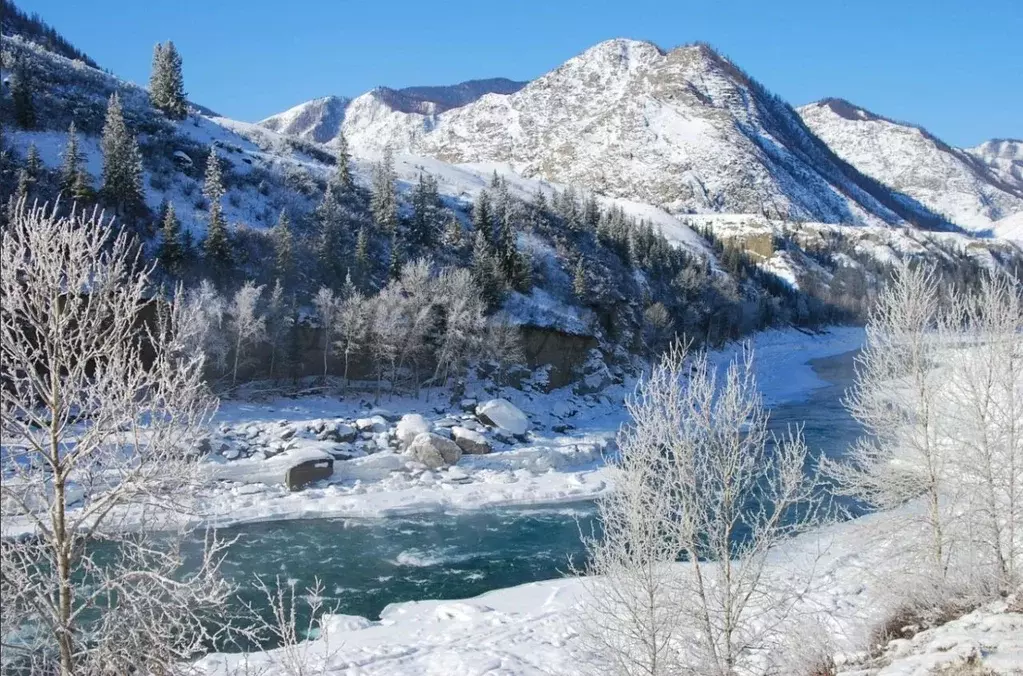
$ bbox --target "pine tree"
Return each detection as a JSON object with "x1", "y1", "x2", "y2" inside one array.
[
  {"x1": 408, "y1": 172, "x2": 440, "y2": 252},
  {"x1": 201, "y1": 146, "x2": 232, "y2": 278},
  {"x1": 315, "y1": 185, "x2": 344, "y2": 287},
  {"x1": 59, "y1": 122, "x2": 85, "y2": 196},
  {"x1": 334, "y1": 131, "x2": 354, "y2": 195},
  {"x1": 11, "y1": 59, "x2": 36, "y2": 130},
  {"x1": 149, "y1": 41, "x2": 187, "y2": 119},
  {"x1": 13, "y1": 169, "x2": 30, "y2": 205},
  {"x1": 387, "y1": 231, "x2": 402, "y2": 281},
  {"x1": 443, "y1": 214, "x2": 463, "y2": 249},
  {"x1": 529, "y1": 186, "x2": 549, "y2": 231},
  {"x1": 24, "y1": 144, "x2": 42, "y2": 182},
  {"x1": 471, "y1": 230, "x2": 503, "y2": 307},
  {"x1": 272, "y1": 209, "x2": 294, "y2": 286},
  {"x1": 573, "y1": 258, "x2": 588, "y2": 300},
  {"x1": 354, "y1": 223, "x2": 370, "y2": 287},
  {"x1": 100, "y1": 93, "x2": 145, "y2": 220},
  {"x1": 157, "y1": 202, "x2": 184, "y2": 276},
  {"x1": 472, "y1": 189, "x2": 493, "y2": 244},
  {"x1": 370, "y1": 146, "x2": 398, "y2": 233},
  {"x1": 71, "y1": 166, "x2": 94, "y2": 204}
]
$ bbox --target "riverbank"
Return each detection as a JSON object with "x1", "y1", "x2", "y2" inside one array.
[{"x1": 198, "y1": 326, "x2": 866, "y2": 528}]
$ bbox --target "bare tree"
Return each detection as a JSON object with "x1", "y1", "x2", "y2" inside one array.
[
  {"x1": 395, "y1": 260, "x2": 440, "y2": 397},
  {"x1": 176, "y1": 279, "x2": 229, "y2": 378},
  {"x1": 264, "y1": 279, "x2": 292, "y2": 382},
  {"x1": 0, "y1": 202, "x2": 230, "y2": 674},
  {"x1": 485, "y1": 312, "x2": 525, "y2": 387},
  {"x1": 333, "y1": 275, "x2": 367, "y2": 393},
  {"x1": 368, "y1": 284, "x2": 405, "y2": 401},
  {"x1": 431, "y1": 267, "x2": 486, "y2": 394},
  {"x1": 581, "y1": 342, "x2": 826, "y2": 675},
  {"x1": 945, "y1": 272, "x2": 1023, "y2": 592},
  {"x1": 311, "y1": 287, "x2": 342, "y2": 383},
  {"x1": 821, "y1": 264, "x2": 964, "y2": 595},
  {"x1": 227, "y1": 281, "x2": 267, "y2": 386}
]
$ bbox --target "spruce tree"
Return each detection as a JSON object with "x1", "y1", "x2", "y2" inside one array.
[
  {"x1": 315, "y1": 185, "x2": 344, "y2": 287},
  {"x1": 472, "y1": 189, "x2": 493, "y2": 244},
  {"x1": 443, "y1": 214, "x2": 463, "y2": 249},
  {"x1": 334, "y1": 131, "x2": 354, "y2": 195},
  {"x1": 11, "y1": 59, "x2": 36, "y2": 130},
  {"x1": 100, "y1": 93, "x2": 145, "y2": 220},
  {"x1": 24, "y1": 144, "x2": 42, "y2": 182},
  {"x1": 370, "y1": 146, "x2": 398, "y2": 233},
  {"x1": 573, "y1": 258, "x2": 588, "y2": 300},
  {"x1": 471, "y1": 230, "x2": 503, "y2": 308},
  {"x1": 13, "y1": 169, "x2": 30, "y2": 205},
  {"x1": 201, "y1": 146, "x2": 232, "y2": 278},
  {"x1": 354, "y1": 223, "x2": 369, "y2": 287},
  {"x1": 408, "y1": 173, "x2": 440, "y2": 252},
  {"x1": 71, "y1": 166, "x2": 94, "y2": 204},
  {"x1": 157, "y1": 202, "x2": 184, "y2": 275},
  {"x1": 59, "y1": 122, "x2": 84, "y2": 196},
  {"x1": 387, "y1": 231, "x2": 402, "y2": 281},
  {"x1": 149, "y1": 41, "x2": 187, "y2": 119},
  {"x1": 272, "y1": 209, "x2": 294, "y2": 286}
]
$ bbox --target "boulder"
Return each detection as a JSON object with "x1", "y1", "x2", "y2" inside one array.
[
  {"x1": 405, "y1": 432, "x2": 462, "y2": 470},
  {"x1": 285, "y1": 456, "x2": 334, "y2": 491},
  {"x1": 476, "y1": 398, "x2": 530, "y2": 436},
  {"x1": 355, "y1": 415, "x2": 388, "y2": 433},
  {"x1": 396, "y1": 414, "x2": 433, "y2": 449},
  {"x1": 335, "y1": 423, "x2": 357, "y2": 443},
  {"x1": 451, "y1": 426, "x2": 491, "y2": 455}
]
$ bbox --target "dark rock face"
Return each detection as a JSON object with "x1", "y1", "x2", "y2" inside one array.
[
  {"x1": 285, "y1": 457, "x2": 334, "y2": 491},
  {"x1": 519, "y1": 326, "x2": 600, "y2": 390}
]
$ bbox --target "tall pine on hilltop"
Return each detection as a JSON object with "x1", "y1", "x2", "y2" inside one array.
[
  {"x1": 100, "y1": 93, "x2": 145, "y2": 221},
  {"x1": 149, "y1": 41, "x2": 187, "y2": 120}
]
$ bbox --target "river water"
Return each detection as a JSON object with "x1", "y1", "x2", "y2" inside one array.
[{"x1": 204, "y1": 348, "x2": 864, "y2": 641}]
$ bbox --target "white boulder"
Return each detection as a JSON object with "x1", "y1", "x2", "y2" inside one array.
[
  {"x1": 405, "y1": 432, "x2": 462, "y2": 469},
  {"x1": 476, "y1": 398, "x2": 530, "y2": 436},
  {"x1": 395, "y1": 413, "x2": 433, "y2": 449},
  {"x1": 451, "y1": 426, "x2": 491, "y2": 455},
  {"x1": 355, "y1": 415, "x2": 388, "y2": 433}
]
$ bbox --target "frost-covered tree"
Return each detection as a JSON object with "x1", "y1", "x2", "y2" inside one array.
[
  {"x1": 581, "y1": 343, "x2": 826, "y2": 675},
  {"x1": 573, "y1": 258, "x2": 588, "y2": 300},
  {"x1": 175, "y1": 279, "x2": 230, "y2": 375},
  {"x1": 157, "y1": 201, "x2": 184, "y2": 276},
  {"x1": 471, "y1": 230, "x2": 504, "y2": 308},
  {"x1": 11, "y1": 57, "x2": 36, "y2": 129},
  {"x1": 370, "y1": 146, "x2": 398, "y2": 233},
  {"x1": 333, "y1": 274, "x2": 368, "y2": 391},
  {"x1": 485, "y1": 313, "x2": 525, "y2": 387},
  {"x1": 202, "y1": 146, "x2": 232, "y2": 278},
  {"x1": 0, "y1": 202, "x2": 230, "y2": 674},
  {"x1": 472, "y1": 189, "x2": 494, "y2": 244},
  {"x1": 58, "y1": 122, "x2": 85, "y2": 197},
  {"x1": 149, "y1": 40, "x2": 187, "y2": 119},
  {"x1": 227, "y1": 281, "x2": 266, "y2": 385},
  {"x1": 368, "y1": 284, "x2": 406, "y2": 400},
  {"x1": 100, "y1": 93, "x2": 145, "y2": 220},
  {"x1": 432, "y1": 267, "x2": 486, "y2": 391},
  {"x1": 312, "y1": 287, "x2": 342, "y2": 381},
  {"x1": 264, "y1": 279, "x2": 292, "y2": 381},
  {"x1": 354, "y1": 223, "x2": 370, "y2": 287},
  {"x1": 24, "y1": 142, "x2": 43, "y2": 181},
  {"x1": 443, "y1": 214, "x2": 463, "y2": 249},
  {"x1": 333, "y1": 131, "x2": 354, "y2": 195}
]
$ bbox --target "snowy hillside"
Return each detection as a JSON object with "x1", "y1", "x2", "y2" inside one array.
[
  {"x1": 265, "y1": 39, "x2": 954, "y2": 230},
  {"x1": 799, "y1": 99, "x2": 1023, "y2": 233},
  {"x1": 967, "y1": 138, "x2": 1023, "y2": 193},
  {"x1": 258, "y1": 78, "x2": 526, "y2": 146}
]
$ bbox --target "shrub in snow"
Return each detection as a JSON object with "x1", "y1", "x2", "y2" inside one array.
[{"x1": 476, "y1": 398, "x2": 530, "y2": 436}]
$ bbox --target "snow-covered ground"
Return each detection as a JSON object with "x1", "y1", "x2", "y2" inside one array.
[{"x1": 196, "y1": 327, "x2": 864, "y2": 529}]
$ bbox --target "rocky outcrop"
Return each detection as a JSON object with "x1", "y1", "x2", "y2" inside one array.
[
  {"x1": 451, "y1": 426, "x2": 491, "y2": 455},
  {"x1": 476, "y1": 399, "x2": 530, "y2": 436}
]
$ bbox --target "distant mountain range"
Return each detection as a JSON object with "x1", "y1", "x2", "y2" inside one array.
[{"x1": 261, "y1": 41, "x2": 1020, "y2": 235}]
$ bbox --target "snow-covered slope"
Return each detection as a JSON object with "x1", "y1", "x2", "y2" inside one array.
[
  {"x1": 967, "y1": 138, "x2": 1023, "y2": 193},
  {"x1": 257, "y1": 78, "x2": 526, "y2": 146},
  {"x1": 266, "y1": 40, "x2": 953, "y2": 230},
  {"x1": 799, "y1": 99, "x2": 1023, "y2": 233}
]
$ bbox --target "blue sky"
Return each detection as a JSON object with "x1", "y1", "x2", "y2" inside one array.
[{"x1": 19, "y1": 0, "x2": 1022, "y2": 146}]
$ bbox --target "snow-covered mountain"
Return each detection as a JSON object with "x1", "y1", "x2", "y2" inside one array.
[
  {"x1": 966, "y1": 138, "x2": 1023, "y2": 193},
  {"x1": 798, "y1": 99, "x2": 1023, "y2": 233},
  {"x1": 258, "y1": 78, "x2": 526, "y2": 146},
  {"x1": 268, "y1": 39, "x2": 953, "y2": 230}
]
